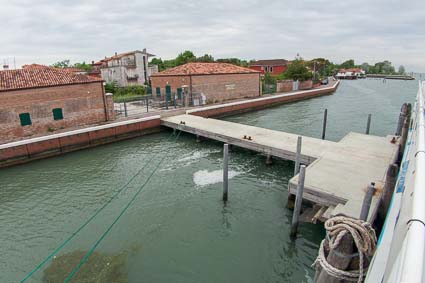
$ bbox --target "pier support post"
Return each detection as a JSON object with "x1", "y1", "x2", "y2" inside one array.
[
  {"x1": 266, "y1": 154, "x2": 273, "y2": 165},
  {"x1": 395, "y1": 103, "x2": 408, "y2": 136},
  {"x1": 196, "y1": 135, "x2": 201, "y2": 143},
  {"x1": 399, "y1": 118, "x2": 409, "y2": 162},
  {"x1": 124, "y1": 102, "x2": 128, "y2": 117},
  {"x1": 366, "y1": 114, "x2": 372, "y2": 135},
  {"x1": 146, "y1": 96, "x2": 149, "y2": 113},
  {"x1": 360, "y1": 182, "x2": 376, "y2": 221},
  {"x1": 223, "y1": 144, "x2": 229, "y2": 202},
  {"x1": 378, "y1": 164, "x2": 398, "y2": 219},
  {"x1": 321, "y1": 109, "x2": 327, "y2": 140},
  {"x1": 294, "y1": 136, "x2": 302, "y2": 176},
  {"x1": 290, "y1": 165, "x2": 306, "y2": 237}
]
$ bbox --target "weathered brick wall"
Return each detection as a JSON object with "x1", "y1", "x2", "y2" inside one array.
[
  {"x1": 105, "y1": 93, "x2": 115, "y2": 120},
  {"x1": 276, "y1": 80, "x2": 293, "y2": 92},
  {"x1": 299, "y1": 80, "x2": 313, "y2": 90},
  {"x1": 0, "y1": 82, "x2": 107, "y2": 144},
  {"x1": 151, "y1": 73, "x2": 260, "y2": 103}
]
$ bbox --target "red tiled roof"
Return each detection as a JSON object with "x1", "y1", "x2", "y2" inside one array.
[
  {"x1": 151, "y1": 62, "x2": 260, "y2": 77},
  {"x1": 0, "y1": 66, "x2": 103, "y2": 91},
  {"x1": 249, "y1": 59, "x2": 289, "y2": 66},
  {"x1": 102, "y1": 50, "x2": 155, "y2": 62}
]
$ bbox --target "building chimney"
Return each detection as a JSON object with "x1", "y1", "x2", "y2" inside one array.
[
  {"x1": 91, "y1": 60, "x2": 94, "y2": 64},
  {"x1": 142, "y1": 48, "x2": 146, "y2": 53},
  {"x1": 3, "y1": 64, "x2": 9, "y2": 70},
  {"x1": 115, "y1": 52, "x2": 117, "y2": 56}
]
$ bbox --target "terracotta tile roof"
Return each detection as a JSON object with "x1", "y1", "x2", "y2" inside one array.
[
  {"x1": 249, "y1": 59, "x2": 289, "y2": 66},
  {"x1": 0, "y1": 65, "x2": 103, "y2": 91},
  {"x1": 102, "y1": 50, "x2": 155, "y2": 62},
  {"x1": 151, "y1": 62, "x2": 260, "y2": 77}
]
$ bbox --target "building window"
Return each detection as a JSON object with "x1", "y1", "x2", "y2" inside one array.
[
  {"x1": 19, "y1": 113, "x2": 32, "y2": 126},
  {"x1": 52, "y1": 108, "x2": 63, "y2": 120},
  {"x1": 270, "y1": 66, "x2": 273, "y2": 72}
]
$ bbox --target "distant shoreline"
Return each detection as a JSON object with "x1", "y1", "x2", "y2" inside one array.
[{"x1": 366, "y1": 74, "x2": 415, "y2": 80}]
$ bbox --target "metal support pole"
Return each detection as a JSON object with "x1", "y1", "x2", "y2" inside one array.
[
  {"x1": 321, "y1": 109, "x2": 327, "y2": 140},
  {"x1": 124, "y1": 102, "x2": 128, "y2": 117},
  {"x1": 290, "y1": 165, "x2": 306, "y2": 237},
  {"x1": 146, "y1": 96, "x2": 149, "y2": 113},
  {"x1": 223, "y1": 144, "x2": 229, "y2": 202},
  {"x1": 366, "y1": 114, "x2": 372, "y2": 135},
  {"x1": 294, "y1": 136, "x2": 302, "y2": 176},
  {"x1": 165, "y1": 95, "x2": 168, "y2": 110},
  {"x1": 174, "y1": 95, "x2": 177, "y2": 109},
  {"x1": 360, "y1": 182, "x2": 376, "y2": 221}
]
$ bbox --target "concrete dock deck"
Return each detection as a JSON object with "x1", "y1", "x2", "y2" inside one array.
[{"x1": 162, "y1": 114, "x2": 399, "y2": 221}]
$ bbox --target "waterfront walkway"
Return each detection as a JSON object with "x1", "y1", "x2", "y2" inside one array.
[{"x1": 162, "y1": 114, "x2": 398, "y2": 221}]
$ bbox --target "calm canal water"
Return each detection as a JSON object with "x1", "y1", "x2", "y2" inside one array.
[{"x1": 0, "y1": 78, "x2": 419, "y2": 282}]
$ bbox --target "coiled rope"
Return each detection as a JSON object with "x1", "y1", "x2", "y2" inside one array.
[
  {"x1": 63, "y1": 130, "x2": 182, "y2": 282},
  {"x1": 312, "y1": 216, "x2": 377, "y2": 282},
  {"x1": 20, "y1": 131, "x2": 178, "y2": 282}
]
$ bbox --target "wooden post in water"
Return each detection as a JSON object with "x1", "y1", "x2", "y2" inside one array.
[
  {"x1": 378, "y1": 164, "x2": 398, "y2": 218},
  {"x1": 266, "y1": 154, "x2": 273, "y2": 165},
  {"x1": 223, "y1": 144, "x2": 229, "y2": 202},
  {"x1": 360, "y1": 182, "x2": 376, "y2": 221},
  {"x1": 366, "y1": 114, "x2": 372, "y2": 135},
  {"x1": 294, "y1": 136, "x2": 302, "y2": 176},
  {"x1": 290, "y1": 165, "x2": 306, "y2": 237},
  {"x1": 124, "y1": 102, "x2": 128, "y2": 117},
  {"x1": 395, "y1": 103, "x2": 408, "y2": 136},
  {"x1": 321, "y1": 109, "x2": 327, "y2": 140},
  {"x1": 399, "y1": 118, "x2": 409, "y2": 161}
]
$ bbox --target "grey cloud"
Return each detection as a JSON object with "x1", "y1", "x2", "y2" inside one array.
[{"x1": 0, "y1": 0, "x2": 424, "y2": 71}]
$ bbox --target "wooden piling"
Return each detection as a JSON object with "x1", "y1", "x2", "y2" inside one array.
[
  {"x1": 196, "y1": 135, "x2": 201, "y2": 143},
  {"x1": 266, "y1": 154, "x2": 273, "y2": 165},
  {"x1": 378, "y1": 164, "x2": 398, "y2": 218},
  {"x1": 395, "y1": 103, "x2": 408, "y2": 136},
  {"x1": 360, "y1": 182, "x2": 376, "y2": 221},
  {"x1": 399, "y1": 118, "x2": 409, "y2": 160},
  {"x1": 223, "y1": 144, "x2": 229, "y2": 202},
  {"x1": 322, "y1": 109, "x2": 327, "y2": 140},
  {"x1": 294, "y1": 136, "x2": 302, "y2": 176},
  {"x1": 366, "y1": 114, "x2": 372, "y2": 135},
  {"x1": 146, "y1": 97, "x2": 149, "y2": 112},
  {"x1": 290, "y1": 165, "x2": 306, "y2": 237},
  {"x1": 124, "y1": 102, "x2": 128, "y2": 117}
]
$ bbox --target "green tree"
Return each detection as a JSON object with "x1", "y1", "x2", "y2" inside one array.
[
  {"x1": 73, "y1": 62, "x2": 92, "y2": 72},
  {"x1": 216, "y1": 58, "x2": 249, "y2": 67},
  {"x1": 197, "y1": 54, "x2": 214, "y2": 63},
  {"x1": 339, "y1": 59, "x2": 355, "y2": 69},
  {"x1": 398, "y1": 65, "x2": 406, "y2": 75},
  {"x1": 281, "y1": 59, "x2": 313, "y2": 81},
  {"x1": 175, "y1": 51, "x2": 196, "y2": 66},
  {"x1": 51, "y1": 60, "x2": 70, "y2": 68}
]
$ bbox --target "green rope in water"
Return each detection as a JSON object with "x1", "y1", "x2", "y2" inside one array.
[
  {"x1": 64, "y1": 130, "x2": 182, "y2": 282},
  {"x1": 20, "y1": 131, "x2": 176, "y2": 283}
]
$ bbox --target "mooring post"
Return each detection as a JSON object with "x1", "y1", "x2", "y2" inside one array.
[
  {"x1": 266, "y1": 154, "x2": 273, "y2": 165},
  {"x1": 366, "y1": 113, "x2": 372, "y2": 135},
  {"x1": 223, "y1": 144, "x2": 229, "y2": 202},
  {"x1": 399, "y1": 118, "x2": 409, "y2": 160},
  {"x1": 124, "y1": 102, "x2": 128, "y2": 117},
  {"x1": 290, "y1": 165, "x2": 306, "y2": 237},
  {"x1": 321, "y1": 109, "x2": 327, "y2": 140},
  {"x1": 379, "y1": 164, "x2": 398, "y2": 218},
  {"x1": 294, "y1": 136, "x2": 302, "y2": 176},
  {"x1": 395, "y1": 103, "x2": 408, "y2": 136},
  {"x1": 196, "y1": 135, "x2": 201, "y2": 143},
  {"x1": 360, "y1": 182, "x2": 376, "y2": 221}
]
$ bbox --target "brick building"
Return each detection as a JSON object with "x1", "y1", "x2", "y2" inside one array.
[
  {"x1": 150, "y1": 62, "x2": 261, "y2": 104},
  {"x1": 249, "y1": 59, "x2": 289, "y2": 76},
  {"x1": 0, "y1": 65, "x2": 114, "y2": 144}
]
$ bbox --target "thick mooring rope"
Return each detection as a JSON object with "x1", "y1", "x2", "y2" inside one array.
[{"x1": 312, "y1": 216, "x2": 377, "y2": 282}]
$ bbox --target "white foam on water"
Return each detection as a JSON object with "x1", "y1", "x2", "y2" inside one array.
[{"x1": 193, "y1": 169, "x2": 241, "y2": 187}]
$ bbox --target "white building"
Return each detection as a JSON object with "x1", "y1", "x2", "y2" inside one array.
[{"x1": 100, "y1": 49, "x2": 157, "y2": 87}]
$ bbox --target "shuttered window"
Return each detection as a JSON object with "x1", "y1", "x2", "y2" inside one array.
[
  {"x1": 19, "y1": 113, "x2": 32, "y2": 126},
  {"x1": 52, "y1": 108, "x2": 63, "y2": 120}
]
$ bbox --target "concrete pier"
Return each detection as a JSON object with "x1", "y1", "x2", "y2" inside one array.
[{"x1": 162, "y1": 114, "x2": 399, "y2": 221}]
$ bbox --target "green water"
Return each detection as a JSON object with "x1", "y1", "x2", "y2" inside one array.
[{"x1": 0, "y1": 78, "x2": 419, "y2": 282}]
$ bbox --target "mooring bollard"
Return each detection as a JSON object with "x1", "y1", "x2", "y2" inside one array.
[
  {"x1": 294, "y1": 136, "x2": 302, "y2": 176},
  {"x1": 360, "y1": 182, "x2": 375, "y2": 221},
  {"x1": 124, "y1": 102, "x2": 128, "y2": 117},
  {"x1": 321, "y1": 109, "x2": 327, "y2": 140},
  {"x1": 395, "y1": 103, "x2": 408, "y2": 136},
  {"x1": 290, "y1": 165, "x2": 306, "y2": 237},
  {"x1": 223, "y1": 144, "x2": 229, "y2": 202},
  {"x1": 366, "y1": 114, "x2": 372, "y2": 135}
]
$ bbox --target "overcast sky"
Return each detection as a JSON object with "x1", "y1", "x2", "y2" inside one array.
[{"x1": 1, "y1": 0, "x2": 424, "y2": 72}]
